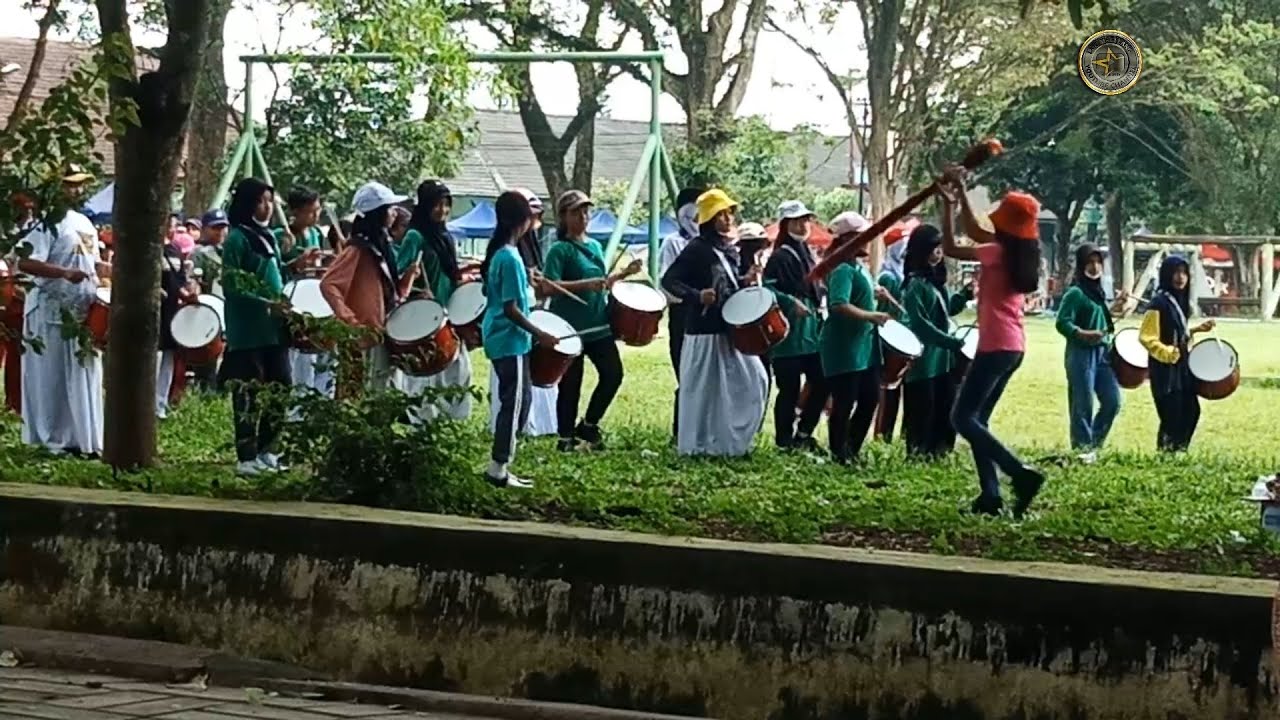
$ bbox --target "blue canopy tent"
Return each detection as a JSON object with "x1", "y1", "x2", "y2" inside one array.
[
  {"x1": 83, "y1": 182, "x2": 114, "y2": 223},
  {"x1": 447, "y1": 200, "x2": 496, "y2": 239},
  {"x1": 587, "y1": 209, "x2": 646, "y2": 244}
]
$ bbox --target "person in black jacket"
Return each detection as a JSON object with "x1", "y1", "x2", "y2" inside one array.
[
  {"x1": 661, "y1": 188, "x2": 769, "y2": 457},
  {"x1": 156, "y1": 238, "x2": 195, "y2": 419}
]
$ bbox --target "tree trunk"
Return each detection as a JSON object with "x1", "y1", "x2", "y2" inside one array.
[
  {"x1": 571, "y1": 116, "x2": 596, "y2": 196},
  {"x1": 97, "y1": 0, "x2": 212, "y2": 470},
  {"x1": 1054, "y1": 210, "x2": 1073, "y2": 288},
  {"x1": 5, "y1": 0, "x2": 61, "y2": 131},
  {"x1": 182, "y1": 0, "x2": 231, "y2": 218},
  {"x1": 1105, "y1": 190, "x2": 1123, "y2": 289}
]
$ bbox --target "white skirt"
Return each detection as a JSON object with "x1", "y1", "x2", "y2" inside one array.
[
  {"x1": 397, "y1": 349, "x2": 473, "y2": 423},
  {"x1": 290, "y1": 349, "x2": 335, "y2": 397},
  {"x1": 676, "y1": 333, "x2": 768, "y2": 457},
  {"x1": 22, "y1": 314, "x2": 104, "y2": 455},
  {"x1": 489, "y1": 364, "x2": 557, "y2": 437}
]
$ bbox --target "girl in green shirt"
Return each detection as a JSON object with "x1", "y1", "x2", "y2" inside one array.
[{"x1": 1055, "y1": 243, "x2": 1123, "y2": 453}]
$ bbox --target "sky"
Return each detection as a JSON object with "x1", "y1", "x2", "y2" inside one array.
[{"x1": 0, "y1": 0, "x2": 866, "y2": 138}]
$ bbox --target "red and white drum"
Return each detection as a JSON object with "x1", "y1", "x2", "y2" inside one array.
[
  {"x1": 1109, "y1": 327, "x2": 1148, "y2": 389},
  {"x1": 529, "y1": 309, "x2": 582, "y2": 387},
  {"x1": 446, "y1": 281, "x2": 486, "y2": 348},
  {"x1": 385, "y1": 298, "x2": 459, "y2": 377},
  {"x1": 170, "y1": 301, "x2": 225, "y2": 366},
  {"x1": 283, "y1": 278, "x2": 334, "y2": 354},
  {"x1": 878, "y1": 318, "x2": 922, "y2": 389},
  {"x1": 198, "y1": 293, "x2": 225, "y2": 333},
  {"x1": 722, "y1": 286, "x2": 789, "y2": 356},
  {"x1": 1189, "y1": 338, "x2": 1240, "y2": 400},
  {"x1": 609, "y1": 281, "x2": 667, "y2": 347},
  {"x1": 86, "y1": 286, "x2": 111, "y2": 350}
]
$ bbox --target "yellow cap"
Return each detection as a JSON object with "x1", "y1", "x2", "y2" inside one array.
[{"x1": 695, "y1": 188, "x2": 739, "y2": 226}]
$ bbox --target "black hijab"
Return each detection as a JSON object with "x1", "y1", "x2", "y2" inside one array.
[
  {"x1": 1072, "y1": 243, "x2": 1113, "y2": 332},
  {"x1": 227, "y1": 177, "x2": 276, "y2": 257},
  {"x1": 1154, "y1": 254, "x2": 1191, "y2": 341},
  {"x1": 903, "y1": 223, "x2": 946, "y2": 290},
  {"x1": 350, "y1": 205, "x2": 401, "y2": 308},
  {"x1": 410, "y1": 180, "x2": 459, "y2": 280},
  {"x1": 698, "y1": 218, "x2": 742, "y2": 272}
]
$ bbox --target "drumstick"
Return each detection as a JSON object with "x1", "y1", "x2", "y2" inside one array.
[
  {"x1": 556, "y1": 324, "x2": 611, "y2": 340},
  {"x1": 539, "y1": 276, "x2": 589, "y2": 306}
]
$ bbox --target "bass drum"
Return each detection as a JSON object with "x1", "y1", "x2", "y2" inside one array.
[
  {"x1": 529, "y1": 309, "x2": 582, "y2": 387},
  {"x1": 1188, "y1": 338, "x2": 1240, "y2": 400},
  {"x1": 609, "y1": 281, "x2": 666, "y2": 347},
  {"x1": 1109, "y1": 327, "x2": 1148, "y2": 389},
  {"x1": 722, "y1": 286, "x2": 789, "y2": 356}
]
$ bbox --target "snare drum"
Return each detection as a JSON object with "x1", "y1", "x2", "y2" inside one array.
[
  {"x1": 283, "y1": 278, "x2": 335, "y2": 353},
  {"x1": 170, "y1": 302, "x2": 225, "y2": 366},
  {"x1": 529, "y1": 309, "x2": 582, "y2": 387},
  {"x1": 446, "y1": 281, "x2": 486, "y2": 348},
  {"x1": 951, "y1": 324, "x2": 979, "y2": 378},
  {"x1": 878, "y1": 319, "x2": 923, "y2": 389},
  {"x1": 610, "y1": 281, "x2": 667, "y2": 347},
  {"x1": 1109, "y1": 327, "x2": 1148, "y2": 389},
  {"x1": 1189, "y1": 338, "x2": 1240, "y2": 400},
  {"x1": 198, "y1": 293, "x2": 225, "y2": 333},
  {"x1": 385, "y1": 298, "x2": 459, "y2": 377},
  {"x1": 86, "y1": 286, "x2": 111, "y2": 349},
  {"x1": 721, "y1": 286, "x2": 789, "y2": 356}
]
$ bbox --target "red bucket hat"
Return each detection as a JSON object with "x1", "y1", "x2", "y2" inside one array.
[{"x1": 988, "y1": 191, "x2": 1040, "y2": 241}]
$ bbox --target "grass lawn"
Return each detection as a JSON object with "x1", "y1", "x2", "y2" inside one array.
[{"x1": 3, "y1": 314, "x2": 1280, "y2": 577}]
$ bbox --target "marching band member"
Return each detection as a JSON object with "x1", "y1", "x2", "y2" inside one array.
[
  {"x1": 658, "y1": 186, "x2": 705, "y2": 441},
  {"x1": 395, "y1": 179, "x2": 473, "y2": 422},
  {"x1": 764, "y1": 200, "x2": 825, "y2": 451},
  {"x1": 1056, "y1": 243, "x2": 1124, "y2": 456},
  {"x1": 899, "y1": 222, "x2": 969, "y2": 458},
  {"x1": 320, "y1": 181, "x2": 417, "y2": 395},
  {"x1": 875, "y1": 239, "x2": 908, "y2": 442},
  {"x1": 156, "y1": 230, "x2": 197, "y2": 419},
  {"x1": 220, "y1": 178, "x2": 291, "y2": 475},
  {"x1": 389, "y1": 206, "x2": 411, "y2": 244},
  {"x1": 481, "y1": 190, "x2": 559, "y2": 488},
  {"x1": 543, "y1": 189, "x2": 642, "y2": 451},
  {"x1": 17, "y1": 167, "x2": 106, "y2": 456},
  {"x1": 276, "y1": 187, "x2": 331, "y2": 398},
  {"x1": 1139, "y1": 254, "x2": 1214, "y2": 452},
  {"x1": 661, "y1": 188, "x2": 769, "y2": 457},
  {"x1": 820, "y1": 211, "x2": 889, "y2": 465},
  {"x1": 2, "y1": 190, "x2": 38, "y2": 415},
  {"x1": 940, "y1": 169, "x2": 1046, "y2": 517}
]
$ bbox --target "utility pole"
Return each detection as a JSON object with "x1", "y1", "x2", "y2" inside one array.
[{"x1": 856, "y1": 98, "x2": 870, "y2": 214}]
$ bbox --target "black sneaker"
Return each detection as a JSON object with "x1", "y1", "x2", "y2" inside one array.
[
  {"x1": 1011, "y1": 467, "x2": 1045, "y2": 518},
  {"x1": 576, "y1": 423, "x2": 605, "y2": 450},
  {"x1": 556, "y1": 437, "x2": 577, "y2": 453},
  {"x1": 795, "y1": 436, "x2": 820, "y2": 453},
  {"x1": 969, "y1": 495, "x2": 1004, "y2": 517}
]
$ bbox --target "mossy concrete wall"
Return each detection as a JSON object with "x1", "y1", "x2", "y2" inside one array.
[{"x1": 0, "y1": 483, "x2": 1276, "y2": 719}]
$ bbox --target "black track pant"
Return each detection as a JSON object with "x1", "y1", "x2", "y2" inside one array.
[{"x1": 827, "y1": 367, "x2": 879, "y2": 463}]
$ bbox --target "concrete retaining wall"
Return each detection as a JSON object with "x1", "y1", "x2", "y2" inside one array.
[{"x1": 0, "y1": 483, "x2": 1276, "y2": 719}]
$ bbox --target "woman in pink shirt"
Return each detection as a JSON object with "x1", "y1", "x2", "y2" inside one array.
[{"x1": 939, "y1": 167, "x2": 1046, "y2": 518}]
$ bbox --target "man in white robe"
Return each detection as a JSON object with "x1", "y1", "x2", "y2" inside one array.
[{"x1": 18, "y1": 167, "x2": 107, "y2": 456}]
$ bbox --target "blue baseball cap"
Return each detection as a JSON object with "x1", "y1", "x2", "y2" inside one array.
[{"x1": 201, "y1": 208, "x2": 229, "y2": 227}]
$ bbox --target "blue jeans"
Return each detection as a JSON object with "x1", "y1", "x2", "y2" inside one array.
[
  {"x1": 1065, "y1": 344, "x2": 1121, "y2": 450},
  {"x1": 951, "y1": 351, "x2": 1025, "y2": 503}
]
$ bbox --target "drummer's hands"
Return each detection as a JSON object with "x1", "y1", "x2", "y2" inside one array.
[
  {"x1": 1195, "y1": 318, "x2": 1217, "y2": 333},
  {"x1": 1076, "y1": 328, "x2": 1105, "y2": 344},
  {"x1": 940, "y1": 163, "x2": 968, "y2": 189},
  {"x1": 535, "y1": 329, "x2": 559, "y2": 348},
  {"x1": 622, "y1": 259, "x2": 643, "y2": 277},
  {"x1": 874, "y1": 286, "x2": 891, "y2": 302},
  {"x1": 699, "y1": 288, "x2": 717, "y2": 306},
  {"x1": 793, "y1": 302, "x2": 812, "y2": 318},
  {"x1": 869, "y1": 311, "x2": 891, "y2": 327}
]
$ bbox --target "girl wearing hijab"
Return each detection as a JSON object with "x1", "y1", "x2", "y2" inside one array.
[
  {"x1": 763, "y1": 200, "x2": 826, "y2": 451},
  {"x1": 320, "y1": 181, "x2": 418, "y2": 396},
  {"x1": 658, "y1": 186, "x2": 706, "y2": 441},
  {"x1": 481, "y1": 190, "x2": 559, "y2": 488},
  {"x1": 899, "y1": 223, "x2": 970, "y2": 458},
  {"x1": 394, "y1": 180, "x2": 473, "y2": 422},
  {"x1": 874, "y1": 238, "x2": 909, "y2": 442},
  {"x1": 661, "y1": 188, "x2": 770, "y2": 457},
  {"x1": 1139, "y1": 254, "x2": 1215, "y2": 452},
  {"x1": 220, "y1": 177, "x2": 291, "y2": 476},
  {"x1": 940, "y1": 168, "x2": 1046, "y2": 517},
  {"x1": 1055, "y1": 244, "x2": 1127, "y2": 455}
]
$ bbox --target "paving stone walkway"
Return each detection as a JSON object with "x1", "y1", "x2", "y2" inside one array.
[{"x1": 0, "y1": 668, "x2": 496, "y2": 720}]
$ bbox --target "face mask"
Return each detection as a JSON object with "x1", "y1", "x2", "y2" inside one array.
[
  {"x1": 1085, "y1": 267, "x2": 1103, "y2": 280},
  {"x1": 253, "y1": 217, "x2": 269, "y2": 228},
  {"x1": 788, "y1": 229, "x2": 810, "y2": 242}
]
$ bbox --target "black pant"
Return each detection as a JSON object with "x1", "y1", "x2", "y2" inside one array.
[
  {"x1": 492, "y1": 355, "x2": 532, "y2": 464},
  {"x1": 557, "y1": 337, "x2": 624, "y2": 437},
  {"x1": 876, "y1": 386, "x2": 901, "y2": 442},
  {"x1": 772, "y1": 353, "x2": 827, "y2": 447},
  {"x1": 668, "y1": 310, "x2": 685, "y2": 439},
  {"x1": 1154, "y1": 389, "x2": 1199, "y2": 452},
  {"x1": 902, "y1": 374, "x2": 957, "y2": 458},
  {"x1": 827, "y1": 368, "x2": 880, "y2": 462},
  {"x1": 221, "y1": 346, "x2": 291, "y2": 463},
  {"x1": 951, "y1": 351, "x2": 1024, "y2": 502}
]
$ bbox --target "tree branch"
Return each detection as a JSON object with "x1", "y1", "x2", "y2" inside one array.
[{"x1": 5, "y1": 0, "x2": 62, "y2": 131}]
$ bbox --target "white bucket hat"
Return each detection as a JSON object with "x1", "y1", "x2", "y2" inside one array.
[{"x1": 352, "y1": 182, "x2": 408, "y2": 215}]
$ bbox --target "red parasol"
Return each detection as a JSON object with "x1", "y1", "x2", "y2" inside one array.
[
  {"x1": 766, "y1": 221, "x2": 834, "y2": 249},
  {"x1": 883, "y1": 218, "x2": 920, "y2": 245}
]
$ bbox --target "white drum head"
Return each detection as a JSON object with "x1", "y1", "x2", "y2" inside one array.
[
  {"x1": 198, "y1": 294, "x2": 225, "y2": 331},
  {"x1": 958, "y1": 325, "x2": 979, "y2": 360},
  {"x1": 170, "y1": 304, "x2": 220, "y2": 349},
  {"x1": 284, "y1": 278, "x2": 333, "y2": 318},
  {"x1": 447, "y1": 281, "x2": 487, "y2": 324},
  {"x1": 0, "y1": 259, "x2": 8, "y2": 274},
  {"x1": 386, "y1": 298, "x2": 447, "y2": 343},
  {"x1": 721, "y1": 287, "x2": 773, "y2": 325},
  {"x1": 95, "y1": 286, "x2": 111, "y2": 304},
  {"x1": 879, "y1": 318, "x2": 923, "y2": 357},
  {"x1": 611, "y1": 281, "x2": 667, "y2": 313},
  {"x1": 530, "y1": 309, "x2": 582, "y2": 356},
  {"x1": 1112, "y1": 327, "x2": 1147, "y2": 368},
  {"x1": 1189, "y1": 341, "x2": 1237, "y2": 382}
]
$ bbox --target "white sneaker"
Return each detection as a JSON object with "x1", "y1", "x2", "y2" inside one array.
[
  {"x1": 1078, "y1": 451, "x2": 1098, "y2": 465},
  {"x1": 257, "y1": 453, "x2": 288, "y2": 472},
  {"x1": 485, "y1": 471, "x2": 533, "y2": 489},
  {"x1": 236, "y1": 460, "x2": 265, "y2": 476}
]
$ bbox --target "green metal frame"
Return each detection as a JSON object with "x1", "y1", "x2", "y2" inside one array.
[{"x1": 215, "y1": 50, "x2": 679, "y2": 282}]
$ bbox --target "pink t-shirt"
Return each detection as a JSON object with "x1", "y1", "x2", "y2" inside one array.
[{"x1": 974, "y1": 243, "x2": 1025, "y2": 353}]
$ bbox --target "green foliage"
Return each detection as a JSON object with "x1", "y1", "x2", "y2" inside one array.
[
  {"x1": 260, "y1": 0, "x2": 473, "y2": 210},
  {"x1": 669, "y1": 116, "x2": 819, "y2": 223},
  {"x1": 811, "y1": 187, "x2": 861, "y2": 223}
]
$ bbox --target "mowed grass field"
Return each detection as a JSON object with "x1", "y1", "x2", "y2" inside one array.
[{"x1": 3, "y1": 314, "x2": 1280, "y2": 576}]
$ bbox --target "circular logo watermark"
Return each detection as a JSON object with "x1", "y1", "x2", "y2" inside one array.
[{"x1": 1078, "y1": 30, "x2": 1142, "y2": 96}]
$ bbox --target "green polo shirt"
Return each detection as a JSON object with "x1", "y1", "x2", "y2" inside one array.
[
  {"x1": 877, "y1": 272, "x2": 904, "y2": 321},
  {"x1": 1056, "y1": 286, "x2": 1112, "y2": 348},
  {"x1": 902, "y1": 278, "x2": 966, "y2": 382},
  {"x1": 820, "y1": 262, "x2": 878, "y2": 376},
  {"x1": 274, "y1": 225, "x2": 323, "y2": 278},
  {"x1": 765, "y1": 283, "x2": 821, "y2": 358},
  {"x1": 543, "y1": 236, "x2": 611, "y2": 343},
  {"x1": 396, "y1": 229, "x2": 455, "y2": 303},
  {"x1": 221, "y1": 226, "x2": 286, "y2": 350}
]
